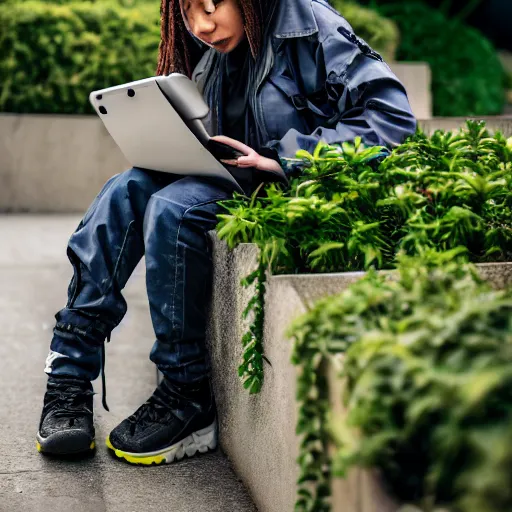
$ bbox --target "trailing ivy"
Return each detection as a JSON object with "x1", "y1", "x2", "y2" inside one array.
[
  {"x1": 290, "y1": 298, "x2": 332, "y2": 512},
  {"x1": 238, "y1": 263, "x2": 267, "y2": 395},
  {"x1": 288, "y1": 250, "x2": 512, "y2": 512}
]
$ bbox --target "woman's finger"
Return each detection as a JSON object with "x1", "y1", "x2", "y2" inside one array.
[
  {"x1": 236, "y1": 155, "x2": 257, "y2": 168},
  {"x1": 220, "y1": 159, "x2": 239, "y2": 166}
]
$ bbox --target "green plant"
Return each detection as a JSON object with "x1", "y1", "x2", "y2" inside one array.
[
  {"x1": 364, "y1": 0, "x2": 485, "y2": 21},
  {"x1": 217, "y1": 121, "x2": 512, "y2": 393},
  {"x1": 215, "y1": 122, "x2": 511, "y2": 511},
  {"x1": 218, "y1": 121, "x2": 512, "y2": 277},
  {"x1": 366, "y1": 1, "x2": 506, "y2": 116},
  {"x1": 328, "y1": 0, "x2": 400, "y2": 61},
  {"x1": 288, "y1": 250, "x2": 512, "y2": 512},
  {"x1": 0, "y1": 1, "x2": 160, "y2": 114},
  {"x1": 436, "y1": 0, "x2": 484, "y2": 20},
  {"x1": 238, "y1": 264, "x2": 267, "y2": 394}
]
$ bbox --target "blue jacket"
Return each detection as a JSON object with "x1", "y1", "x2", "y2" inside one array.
[{"x1": 193, "y1": 0, "x2": 417, "y2": 166}]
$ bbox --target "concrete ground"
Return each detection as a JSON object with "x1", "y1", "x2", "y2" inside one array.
[{"x1": 0, "y1": 214, "x2": 256, "y2": 512}]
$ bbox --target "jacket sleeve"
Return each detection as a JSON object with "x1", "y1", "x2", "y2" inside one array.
[{"x1": 265, "y1": 28, "x2": 417, "y2": 161}]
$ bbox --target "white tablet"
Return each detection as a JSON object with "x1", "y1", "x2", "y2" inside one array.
[{"x1": 89, "y1": 74, "x2": 244, "y2": 192}]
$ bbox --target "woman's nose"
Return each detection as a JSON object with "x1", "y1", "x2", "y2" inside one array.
[{"x1": 191, "y1": 12, "x2": 216, "y2": 38}]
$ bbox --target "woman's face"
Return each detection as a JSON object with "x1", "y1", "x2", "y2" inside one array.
[{"x1": 182, "y1": 0, "x2": 246, "y2": 54}]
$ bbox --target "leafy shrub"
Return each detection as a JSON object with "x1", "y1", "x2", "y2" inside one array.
[
  {"x1": 328, "y1": 0, "x2": 400, "y2": 61},
  {"x1": 216, "y1": 123, "x2": 512, "y2": 509},
  {"x1": 289, "y1": 251, "x2": 512, "y2": 512},
  {"x1": 371, "y1": 1, "x2": 506, "y2": 116},
  {"x1": 218, "y1": 121, "x2": 512, "y2": 275},
  {"x1": 0, "y1": 1, "x2": 160, "y2": 114}
]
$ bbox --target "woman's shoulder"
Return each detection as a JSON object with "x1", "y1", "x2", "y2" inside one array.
[
  {"x1": 309, "y1": 0, "x2": 383, "y2": 62},
  {"x1": 309, "y1": 0, "x2": 355, "y2": 42}
]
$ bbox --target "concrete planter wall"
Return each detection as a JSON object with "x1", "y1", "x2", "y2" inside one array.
[
  {"x1": 206, "y1": 236, "x2": 512, "y2": 512},
  {"x1": 4, "y1": 67, "x2": 508, "y2": 213},
  {"x1": 1, "y1": 106, "x2": 511, "y2": 213},
  {"x1": 389, "y1": 62, "x2": 432, "y2": 120},
  {"x1": 419, "y1": 116, "x2": 512, "y2": 136},
  {"x1": 0, "y1": 113, "x2": 130, "y2": 213}
]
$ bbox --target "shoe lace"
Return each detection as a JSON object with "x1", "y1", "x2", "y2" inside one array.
[
  {"x1": 128, "y1": 381, "x2": 184, "y2": 432},
  {"x1": 45, "y1": 383, "x2": 94, "y2": 418},
  {"x1": 101, "y1": 333, "x2": 110, "y2": 412}
]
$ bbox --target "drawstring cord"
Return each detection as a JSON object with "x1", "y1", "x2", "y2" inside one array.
[
  {"x1": 54, "y1": 321, "x2": 112, "y2": 412},
  {"x1": 101, "y1": 333, "x2": 111, "y2": 412}
]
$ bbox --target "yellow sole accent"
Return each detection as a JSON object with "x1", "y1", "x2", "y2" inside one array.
[
  {"x1": 106, "y1": 436, "x2": 114, "y2": 450},
  {"x1": 36, "y1": 439, "x2": 95, "y2": 454},
  {"x1": 105, "y1": 436, "x2": 166, "y2": 465}
]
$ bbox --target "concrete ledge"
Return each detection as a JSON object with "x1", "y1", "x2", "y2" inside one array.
[
  {"x1": 206, "y1": 236, "x2": 512, "y2": 512},
  {"x1": 1, "y1": 113, "x2": 510, "y2": 213},
  {"x1": 419, "y1": 116, "x2": 512, "y2": 136},
  {"x1": 389, "y1": 62, "x2": 432, "y2": 120},
  {"x1": 0, "y1": 113, "x2": 129, "y2": 213}
]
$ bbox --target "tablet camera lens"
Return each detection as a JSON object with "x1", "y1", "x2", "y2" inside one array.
[
  {"x1": 96, "y1": 94, "x2": 102, "y2": 100},
  {"x1": 99, "y1": 106, "x2": 107, "y2": 115},
  {"x1": 127, "y1": 89, "x2": 135, "y2": 98}
]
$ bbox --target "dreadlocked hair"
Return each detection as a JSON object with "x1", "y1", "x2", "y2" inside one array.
[{"x1": 156, "y1": 0, "x2": 269, "y2": 77}]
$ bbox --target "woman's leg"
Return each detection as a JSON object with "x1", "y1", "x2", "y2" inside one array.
[
  {"x1": 143, "y1": 175, "x2": 235, "y2": 382},
  {"x1": 106, "y1": 175, "x2": 236, "y2": 464},
  {"x1": 46, "y1": 167, "x2": 179, "y2": 381}
]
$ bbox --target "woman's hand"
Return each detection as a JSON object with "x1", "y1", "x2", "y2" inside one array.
[{"x1": 211, "y1": 135, "x2": 283, "y2": 173}]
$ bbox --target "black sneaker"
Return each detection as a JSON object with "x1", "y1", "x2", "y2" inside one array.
[
  {"x1": 37, "y1": 376, "x2": 95, "y2": 455},
  {"x1": 106, "y1": 377, "x2": 217, "y2": 465}
]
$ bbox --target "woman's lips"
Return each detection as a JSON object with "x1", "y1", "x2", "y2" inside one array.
[{"x1": 210, "y1": 37, "x2": 230, "y2": 48}]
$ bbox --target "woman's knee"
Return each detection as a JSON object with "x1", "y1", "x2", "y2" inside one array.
[
  {"x1": 78, "y1": 168, "x2": 159, "y2": 229},
  {"x1": 143, "y1": 191, "x2": 182, "y2": 241},
  {"x1": 112, "y1": 167, "x2": 159, "y2": 196},
  {"x1": 102, "y1": 167, "x2": 162, "y2": 211}
]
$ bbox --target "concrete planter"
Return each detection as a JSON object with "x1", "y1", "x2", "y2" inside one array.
[
  {"x1": 389, "y1": 62, "x2": 432, "y2": 120},
  {"x1": 0, "y1": 113, "x2": 129, "y2": 213},
  {"x1": 206, "y1": 236, "x2": 512, "y2": 512},
  {"x1": 1, "y1": 112, "x2": 511, "y2": 213},
  {"x1": 419, "y1": 116, "x2": 512, "y2": 136}
]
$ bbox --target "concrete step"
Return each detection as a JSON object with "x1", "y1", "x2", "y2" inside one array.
[{"x1": 0, "y1": 214, "x2": 255, "y2": 512}]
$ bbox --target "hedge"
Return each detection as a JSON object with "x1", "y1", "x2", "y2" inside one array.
[
  {"x1": 373, "y1": 1, "x2": 506, "y2": 117},
  {"x1": 0, "y1": 1, "x2": 160, "y2": 114},
  {"x1": 329, "y1": 0, "x2": 399, "y2": 61},
  {"x1": 0, "y1": 0, "x2": 399, "y2": 114}
]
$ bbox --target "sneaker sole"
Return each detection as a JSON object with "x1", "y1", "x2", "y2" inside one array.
[
  {"x1": 106, "y1": 421, "x2": 217, "y2": 465},
  {"x1": 36, "y1": 430, "x2": 95, "y2": 455}
]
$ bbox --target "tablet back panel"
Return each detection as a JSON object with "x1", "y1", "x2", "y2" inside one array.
[{"x1": 89, "y1": 77, "x2": 241, "y2": 191}]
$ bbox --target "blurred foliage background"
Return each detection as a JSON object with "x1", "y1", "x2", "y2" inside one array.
[
  {"x1": 0, "y1": 0, "x2": 508, "y2": 116},
  {"x1": 356, "y1": 0, "x2": 506, "y2": 117},
  {"x1": 0, "y1": 0, "x2": 160, "y2": 114}
]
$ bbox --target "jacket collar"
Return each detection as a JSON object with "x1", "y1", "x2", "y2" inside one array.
[{"x1": 271, "y1": 0, "x2": 318, "y2": 39}]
